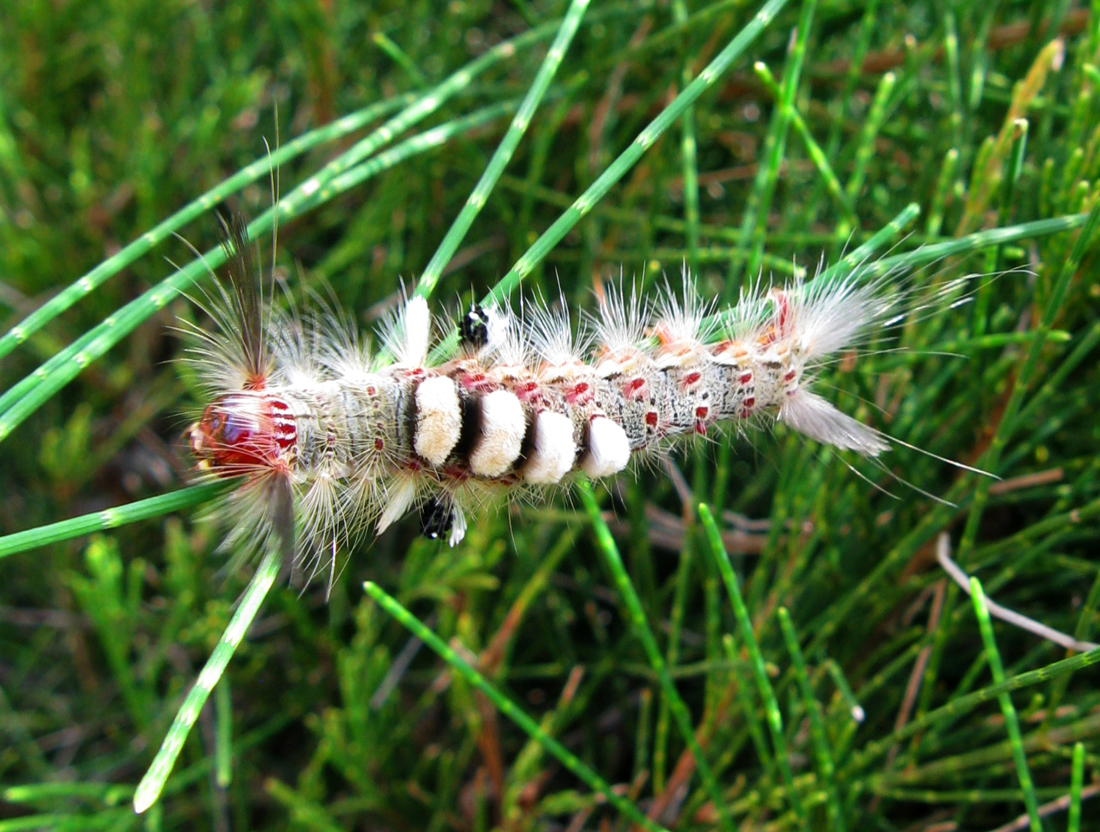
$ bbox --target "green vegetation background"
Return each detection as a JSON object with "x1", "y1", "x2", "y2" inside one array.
[{"x1": 1, "y1": 0, "x2": 1099, "y2": 829}]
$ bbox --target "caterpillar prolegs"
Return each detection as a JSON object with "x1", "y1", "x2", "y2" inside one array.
[{"x1": 187, "y1": 214, "x2": 941, "y2": 573}]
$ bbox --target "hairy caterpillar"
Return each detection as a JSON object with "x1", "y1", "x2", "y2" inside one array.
[{"x1": 186, "y1": 212, "x2": 965, "y2": 580}]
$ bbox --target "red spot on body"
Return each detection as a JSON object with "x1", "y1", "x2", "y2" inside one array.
[
  {"x1": 694, "y1": 422, "x2": 707, "y2": 435},
  {"x1": 375, "y1": 438, "x2": 385, "y2": 451},
  {"x1": 457, "y1": 369, "x2": 494, "y2": 393},
  {"x1": 366, "y1": 385, "x2": 377, "y2": 396},
  {"x1": 624, "y1": 377, "x2": 647, "y2": 400},
  {"x1": 695, "y1": 406, "x2": 709, "y2": 420},
  {"x1": 566, "y1": 381, "x2": 592, "y2": 405},
  {"x1": 739, "y1": 372, "x2": 753, "y2": 385},
  {"x1": 683, "y1": 371, "x2": 701, "y2": 386},
  {"x1": 784, "y1": 370, "x2": 797, "y2": 382},
  {"x1": 645, "y1": 411, "x2": 658, "y2": 428},
  {"x1": 515, "y1": 380, "x2": 541, "y2": 402},
  {"x1": 743, "y1": 397, "x2": 755, "y2": 409}
]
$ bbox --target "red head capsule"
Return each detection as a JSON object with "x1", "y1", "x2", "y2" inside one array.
[{"x1": 189, "y1": 393, "x2": 295, "y2": 474}]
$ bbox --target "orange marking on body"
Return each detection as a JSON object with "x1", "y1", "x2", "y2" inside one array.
[{"x1": 652, "y1": 322, "x2": 675, "y2": 346}]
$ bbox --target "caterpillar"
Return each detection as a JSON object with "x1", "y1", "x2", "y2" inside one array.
[{"x1": 185, "y1": 212, "x2": 958, "y2": 579}]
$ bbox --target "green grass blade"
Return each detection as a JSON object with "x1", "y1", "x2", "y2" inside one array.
[
  {"x1": 490, "y1": 0, "x2": 792, "y2": 299},
  {"x1": 1069, "y1": 741, "x2": 1085, "y2": 832},
  {"x1": 777, "y1": 607, "x2": 846, "y2": 832},
  {"x1": 421, "y1": 0, "x2": 794, "y2": 364},
  {"x1": 0, "y1": 480, "x2": 237, "y2": 559},
  {"x1": 728, "y1": 0, "x2": 818, "y2": 291},
  {"x1": 362, "y1": 580, "x2": 670, "y2": 832},
  {"x1": 414, "y1": 0, "x2": 590, "y2": 301},
  {"x1": 815, "y1": 202, "x2": 920, "y2": 284},
  {"x1": 867, "y1": 212, "x2": 1093, "y2": 277},
  {"x1": 578, "y1": 481, "x2": 733, "y2": 832},
  {"x1": 844, "y1": 71, "x2": 896, "y2": 203},
  {"x1": 844, "y1": 647, "x2": 1100, "y2": 773},
  {"x1": 0, "y1": 7, "x2": 596, "y2": 433},
  {"x1": 214, "y1": 677, "x2": 232, "y2": 789},
  {"x1": 968, "y1": 577, "x2": 1041, "y2": 832},
  {"x1": 133, "y1": 546, "x2": 281, "y2": 813},
  {"x1": 954, "y1": 197, "x2": 1100, "y2": 563},
  {"x1": 699, "y1": 503, "x2": 806, "y2": 822},
  {"x1": 754, "y1": 61, "x2": 857, "y2": 225}
]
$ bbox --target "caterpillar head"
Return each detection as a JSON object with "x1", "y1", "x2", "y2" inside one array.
[{"x1": 189, "y1": 392, "x2": 294, "y2": 474}]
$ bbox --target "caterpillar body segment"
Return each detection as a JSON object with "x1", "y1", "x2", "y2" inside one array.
[{"x1": 186, "y1": 222, "x2": 902, "y2": 569}]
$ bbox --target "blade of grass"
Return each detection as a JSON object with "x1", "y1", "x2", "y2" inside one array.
[
  {"x1": 214, "y1": 678, "x2": 232, "y2": 789},
  {"x1": 815, "y1": 202, "x2": 920, "y2": 284},
  {"x1": 0, "y1": 480, "x2": 238, "y2": 559},
  {"x1": 361, "y1": 580, "x2": 670, "y2": 832},
  {"x1": 720, "y1": 633, "x2": 774, "y2": 770},
  {"x1": 968, "y1": 577, "x2": 1042, "y2": 832},
  {"x1": 843, "y1": 644, "x2": 1100, "y2": 774},
  {"x1": 777, "y1": 607, "x2": 846, "y2": 832},
  {"x1": 414, "y1": 0, "x2": 590, "y2": 301},
  {"x1": 954, "y1": 197, "x2": 1100, "y2": 562},
  {"x1": 1069, "y1": 741, "x2": 1084, "y2": 832},
  {"x1": 698, "y1": 503, "x2": 807, "y2": 822},
  {"x1": 754, "y1": 61, "x2": 857, "y2": 226},
  {"x1": 578, "y1": 481, "x2": 733, "y2": 832},
  {"x1": 849, "y1": 211, "x2": 1093, "y2": 280},
  {"x1": 726, "y1": 0, "x2": 819, "y2": 296},
  {"x1": 843, "y1": 71, "x2": 897, "y2": 204},
  {"x1": 926, "y1": 148, "x2": 960, "y2": 238},
  {"x1": 133, "y1": 546, "x2": 281, "y2": 813}
]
